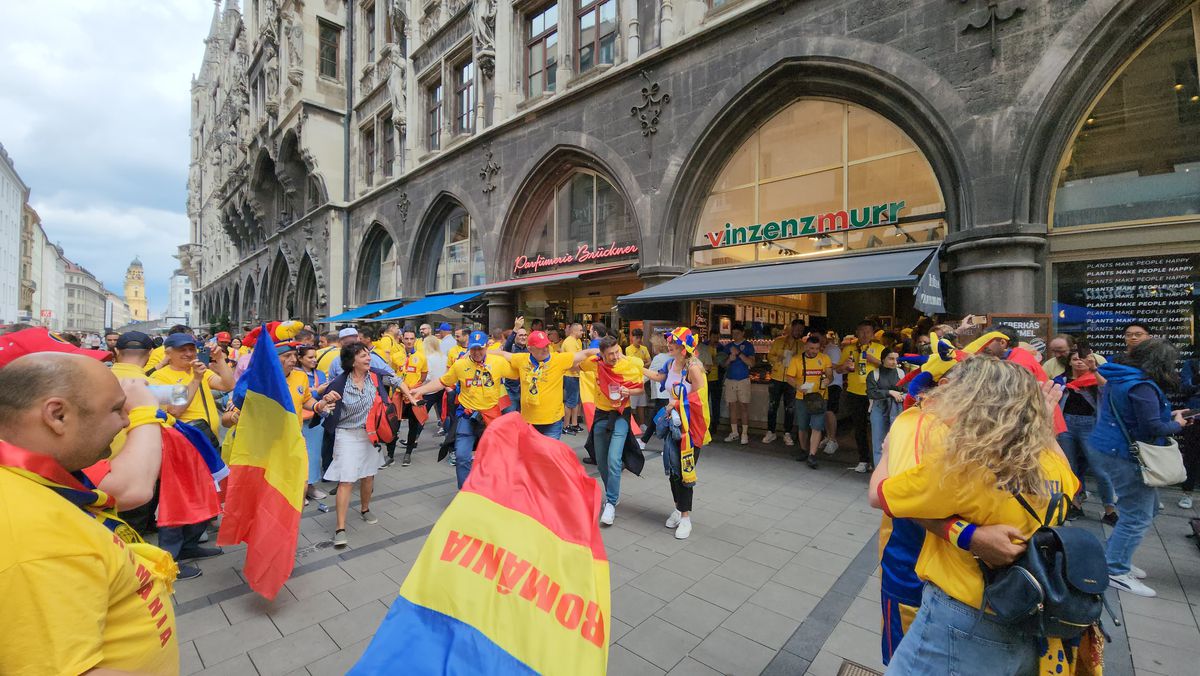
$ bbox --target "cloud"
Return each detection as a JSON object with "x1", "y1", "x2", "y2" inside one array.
[{"x1": 0, "y1": 0, "x2": 214, "y2": 309}]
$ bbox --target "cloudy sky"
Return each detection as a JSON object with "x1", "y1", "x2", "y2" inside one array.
[{"x1": 0, "y1": 1, "x2": 216, "y2": 313}]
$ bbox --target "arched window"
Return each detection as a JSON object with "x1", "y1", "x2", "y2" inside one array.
[
  {"x1": 524, "y1": 170, "x2": 636, "y2": 262},
  {"x1": 295, "y1": 255, "x2": 319, "y2": 324},
  {"x1": 432, "y1": 206, "x2": 485, "y2": 291},
  {"x1": 358, "y1": 225, "x2": 398, "y2": 302},
  {"x1": 692, "y1": 100, "x2": 945, "y2": 267},
  {"x1": 1052, "y1": 7, "x2": 1200, "y2": 229}
]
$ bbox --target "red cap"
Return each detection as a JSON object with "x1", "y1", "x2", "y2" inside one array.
[
  {"x1": 0, "y1": 328, "x2": 112, "y2": 368},
  {"x1": 216, "y1": 331, "x2": 232, "y2": 343},
  {"x1": 527, "y1": 330, "x2": 551, "y2": 348}
]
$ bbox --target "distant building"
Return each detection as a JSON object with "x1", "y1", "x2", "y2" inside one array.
[
  {"x1": 19, "y1": 205, "x2": 67, "y2": 331},
  {"x1": 165, "y1": 269, "x2": 193, "y2": 327},
  {"x1": 65, "y1": 260, "x2": 107, "y2": 335},
  {"x1": 0, "y1": 143, "x2": 25, "y2": 325},
  {"x1": 124, "y1": 257, "x2": 148, "y2": 322},
  {"x1": 105, "y1": 291, "x2": 132, "y2": 331}
]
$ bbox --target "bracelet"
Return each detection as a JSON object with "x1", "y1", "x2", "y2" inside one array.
[
  {"x1": 127, "y1": 406, "x2": 165, "y2": 430},
  {"x1": 945, "y1": 519, "x2": 976, "y2": 552}
]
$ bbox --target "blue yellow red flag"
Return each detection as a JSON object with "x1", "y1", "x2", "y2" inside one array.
[
  {"x1": 352, "y1": 413, "x2": 610, "y2": 675},
  {"x1": 216, "y1": 325, "x2": 307, "y2": 600}
]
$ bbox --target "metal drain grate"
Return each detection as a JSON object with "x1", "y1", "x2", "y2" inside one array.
[{"x1": 836, "y1": 660, "x2": 883, "y2": 676}]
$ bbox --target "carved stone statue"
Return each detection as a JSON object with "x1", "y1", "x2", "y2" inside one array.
[
  {"x1": 386, "y1": 49, "x2": 407, "y2": 117},
  {"x1": 472, "y1": 0, "x2": 497, "y2": 77},
  {"x1": 285, "y1": 10, "x2": 304, "y2": 84},
  {"x1": 389, "y1": 0, "x2": 408, "y2": 46},
  {"x1": 265, "y1": 42, "x2": 280, "y2": 110}
]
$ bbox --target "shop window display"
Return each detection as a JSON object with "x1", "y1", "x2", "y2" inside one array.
[
  {"x1": 432, "y1": 206, "x2": 485, "y2": 291},
  {"x1": 524, "y1": 170, "x2": 635, "y2": 265},
  {"x1": 692, "y1": 99, "x2": 946, "y2": 267},
  {"x1": 1053, "y1": 9, "x2": 1200, "y2": 229}
]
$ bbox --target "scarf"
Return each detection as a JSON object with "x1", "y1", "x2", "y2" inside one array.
[
  {"x1": 672, "y1": 383, "x2": 702, "y2": 486},
  {"x1": 0, "y1": 440, "x2": 143, "y2": 544},
  {"x1": 1066, "y1": 371, "x2": 1099, "y2": 391}
]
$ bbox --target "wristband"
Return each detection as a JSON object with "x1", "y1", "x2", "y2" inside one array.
[
  {"x1": 945, "y1": 519, "x2": 976, "y2": 552},
  {"x1": 127, "y1": 406, "x2": 165, "y2": 430}
]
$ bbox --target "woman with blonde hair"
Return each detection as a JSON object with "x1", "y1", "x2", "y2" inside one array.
[
  {"x1": 422, "y1": 335, "x2": 448, "y2": 423},
  {"x1": 869, "y1": 356, "x2": 1082, "y2": 674}
]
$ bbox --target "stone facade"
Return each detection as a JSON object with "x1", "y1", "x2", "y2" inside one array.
[{"x1": 187, "y1": 0, "x2": 1199, "y2": 328}]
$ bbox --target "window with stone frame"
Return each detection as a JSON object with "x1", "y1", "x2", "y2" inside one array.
[
  {"x1": 454, "y1": 59, "x2": 476, "y2": 135},
  {"x1": 363, "y1": 126, "x2": 377, "y2": 187},
  {"x1": 381, "y1": 112, "x2": 396, "y2": 178},
  {"x1": 319, "y1": 21, "x2": 341, "y2": 79},
  {"x1": 364, "y1": 2, "x2": 377, "y2": 63},
  {"x1": 432, "y1": 205, "x2": 485, "y2": 291},
  {"x1": 526, "y1": 3, "x2": 559, "y2": 97},
  {"x1": 427, "y1": 80, "x2": 443, "y2": 151},
  {"x1": 576, "y1": 0, "x2": 616, "y2": 74}
]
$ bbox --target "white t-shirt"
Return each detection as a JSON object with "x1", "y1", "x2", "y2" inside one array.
[
  {"x1": 425, "y1": 349, "x2": 449, "y2": 384},
  {"x1": 648, "y1": 353, "x2": 673, "y2": 400},
  {"x1": 439, "y1": 334, "x2": 458, "y2": 357},
  {"x1": 824, "y1": 345, "x2": 844, "y2": 387}
]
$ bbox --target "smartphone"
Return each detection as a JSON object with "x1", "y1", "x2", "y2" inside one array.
[
  {"x1": 971, "y1": 315, "x2": 989, "y2": 326},
  {"x1": 1076, "y1": 344, "x2": 1092, "y2": 359},
  {"x1": 197, "y1": 347, "x2": 212, "y2": 365}
]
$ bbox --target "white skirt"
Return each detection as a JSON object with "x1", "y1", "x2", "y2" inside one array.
[{"x1": 324, "y1": 427, "x2": 379, "y2": 483}]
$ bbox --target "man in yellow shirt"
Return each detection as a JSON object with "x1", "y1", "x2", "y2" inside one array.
[
  {"x1": 375, "y1": 323, "x2": 401, "y2": 364},
  {"x1": 317, "y1": 327, "x2": 358, "y2": 376},
  {"x1": 561, "y1": 322, "x2": 585, "y2": 434},
  {"x1": 765, "y1": 319, "x2": 805, "y2": 446},
  {"x1": 409, "y1": 331, "x2": 514, "y2": 488},
  {"x1": 388, "y1": 328, "x2": 428, "y2": 467},
  {"x1": 838, "y1": 320, "x2": 884, "y2": 472},
  {"x1": 786, "y1": 334, "x2": 833, "y2": 469},
  {"x1": 579, "y1": 336, "x2": 645, "y2": 525},
  {"x1": 0, "y1": 353, "x2": 179, "y2": 674},
  {"x1": 624, "y1": 328, "x2": 651, "y2": 428},
  {"x1": 547, "y1": 327, "x2": 563, "y2": 353},
  {"x1": 492, "y1": 330, "x2": 597, "y2": 439}
]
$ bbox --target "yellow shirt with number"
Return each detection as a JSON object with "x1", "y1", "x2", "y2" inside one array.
[
  {"x1": 578, "y1": 356, "x2": 645, "y2": 412},
  {"x1": 879, "y1": 423, "x2": 1079, "y2": 609},
  {"x1": 510, "y1": 352, "x2": 575, "y2": 425},
  {"x1": 149, "y1": 366, "x2": 222, "y2": 429},
  {"x1": 785, "y1": 351, "x2": 832, "y2": 399},
  {"x1": 284, "y1": 369, "x2": 312, "y2": 424},
  {"x1": 440, "y1": 354, "x2": 514, "y2": 412},
  {"x1": 394, "y1": 349, "x2": 428, "y2": 388},
  {"x1": 0, "y1": 469, "x2": 179, "y2": 674},
  {"x1": 842, "y1": 341, "x2": 885, "y2": 396},
  {"x1": 561, "y1": 336, "x2": 584, "y2": 376},
  {"x1": 625, "y1": 343, "x2": 650, "y2": 367}
]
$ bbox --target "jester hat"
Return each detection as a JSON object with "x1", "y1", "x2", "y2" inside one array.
[
  {"x1": 241, "y1": 320, "x2": 304, "y2": 348},
  {"x1": 668, "y1": 327, "x2": 697, "y2": 355},
  {"x1": 896, "y1": 333, "x2": 966, "y2": 407}
]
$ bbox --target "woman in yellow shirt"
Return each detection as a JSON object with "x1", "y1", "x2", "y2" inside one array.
[{"x1": 869, "y1": 356, "x2": 1081, "y2": 675}]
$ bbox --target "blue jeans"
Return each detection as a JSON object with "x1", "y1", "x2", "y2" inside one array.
[
  {"x1": 563, "y1": 376, "x2": 580, "y2": 409},
  {"x1": 1058, "y1": 413, "x2": 1116, "y2": 507},
  {"x1": 453, "y1": 417, "x2": 480, "y2": 488},
  {"x1": 885, "y1": 584, "x2": 1038, "y2": 675},
  {"x1": 870, "y1": 399, "x2": 901, "y2": 467},
  {"x1": 302, "y1": 422, "x2": 325, "y2": 485},
  {"x1": 1090, "y1": 450, "x2": 1157, "y2": 576},
  {"x1": 504, "y1": 381, "x2": 521, "y2": 413},
  {"x1": 534, "y1": 420, "x2": 563, "y2": 440},
  {"x1": 593, "y1": 415, "x2": 630, "y2": 506},
  {"x1": 157, "y1": 521, "x2": 209, "y2": 560}
]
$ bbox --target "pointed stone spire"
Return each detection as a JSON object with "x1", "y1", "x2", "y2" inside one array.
[{"x1": 206, "y1": 0, "x2": 222, "y2": 42}]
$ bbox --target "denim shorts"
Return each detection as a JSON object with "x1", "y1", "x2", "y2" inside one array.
[
  {"x1": 794, "y1": 398, "x2": 827, "y2": 431},
  {"x1": 563, "y1": 376, "x2": 580, "y2": 408}
]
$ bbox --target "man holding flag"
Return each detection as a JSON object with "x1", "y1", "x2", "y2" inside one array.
[
  {"x1": 216, "y1": 325, "x2": 315, "y2": 600},
  {"x1": 580, "y1": 336, "x2": 645, "y2": 526},
  {"x1": 408, "y1": 330, "x2": 514, "y2": 488}
]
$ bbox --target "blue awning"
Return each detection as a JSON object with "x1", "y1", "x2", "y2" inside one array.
[
  {"x1": 371, "y1": 292, "x2": 484, "y2": 321},
  {"x1": 319, "y1": 298, "x2": 406, "y2": 323},
  {"x1": 618, "y1": 247, "x2": 937, "y2": 304}
]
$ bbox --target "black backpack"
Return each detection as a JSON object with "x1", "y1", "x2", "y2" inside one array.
[{"x1": 980, "y1": 493, "x2": 1112, "y2": 640}]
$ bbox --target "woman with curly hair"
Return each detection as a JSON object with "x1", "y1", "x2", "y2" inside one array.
[{"x1": 868, "y1": 356, "x2": 1080, "y2": 674}]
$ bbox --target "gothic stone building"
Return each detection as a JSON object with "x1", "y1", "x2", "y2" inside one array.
[{"x1": 184, "y1": 0, "x2": 1200, "y2": 354}]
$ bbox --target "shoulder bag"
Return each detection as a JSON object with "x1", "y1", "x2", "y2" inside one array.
[
  {"x1": 800, "y1": 354, "x2": 825, "y2": 414},
  {"x1": 1108, "y1": 389, "x2": 1186, "y2": 487}
]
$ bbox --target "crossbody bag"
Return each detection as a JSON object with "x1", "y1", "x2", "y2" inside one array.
[{"x1": 1108, "y1": 389, "x2": 1186, "y2": 487}]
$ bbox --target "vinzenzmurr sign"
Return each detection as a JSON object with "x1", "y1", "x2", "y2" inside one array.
[{"x1": 704, "y1": 200, "x2": 907, "y2": 248}]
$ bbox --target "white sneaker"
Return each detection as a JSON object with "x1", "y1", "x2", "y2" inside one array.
[
  {"x1": 724, "y1": 431, "x2": 739, "y2": 443},
  {"x1": 666, "y1": 510, "x2": 682, "y2": 528},
  {"x1": 1130, "y1": 564, "x2": 1148, "y2": 580},
  {"x1": 822, "y1": 438, "x2": 839, "y2": 455},
  {"x1": 674, "y1": 517, "x2": 692, "y2": 540},
  {"x1": 854, "y1": 462, "x2": 870, "y2": 474},
  {"x1": 1109, "y1": 573, "x2": 1156, "y2": 598},
  {"x1": 1179, "y1": 495, "x2": 1194, "y2": 509},
  {"x1": 762, "y1": 432, "x2": 777, "y2": 444},
  {"x1": 783, "y1": 433, "x2": 794, "y2": 446},
  {"x1": 307, "y1": 487, "x2": 328, "y2": 500},
  {"x1": 600, "y1": 503, "x2": 616, "y2": 526},
  {"x1": 740, "y1": 433, "x2": 749, "y2": 445},
  {"x1": 636, "y1": 438, "x2": 647, "y2": 451}
]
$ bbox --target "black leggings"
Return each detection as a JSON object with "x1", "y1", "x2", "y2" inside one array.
[
  {"x1": 846, "y1": 392, "x2": 871, "y2": 463},
  {"x1": 670, "y1": 475, "x2": 693, "y2": 512},
  {"x1": 386, "y1": 403, "x2": 425, "y2": 458},
  {"x1": 1181, "y1": 422, "x2": 1200, "y2": 492}
]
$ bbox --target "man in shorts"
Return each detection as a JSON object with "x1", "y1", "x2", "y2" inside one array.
[
  {"x1": 787, "y1": 335, "x2": 833, "y2": 469},
  {"x1": 722, "y1": 323, "x2": 755, "y2": 445}
]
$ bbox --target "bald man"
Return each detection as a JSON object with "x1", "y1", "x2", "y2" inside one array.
[{"x1": 0, "y1": 353, "x2": 179, "y2": 673}]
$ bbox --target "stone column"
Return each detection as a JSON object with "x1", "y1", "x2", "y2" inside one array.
[
  {"x1": 485, "y1": 290, "x2": 515, "y2": 330},
  {"x1": 555, "y1": 0, "x2": 572, "y2": 93},
  {"x1": 493, "y1": 0, "x2": 513, "y2": 119},
  {"x1": 945, "y1": 234, "x2": 1045, "y2": 314}
]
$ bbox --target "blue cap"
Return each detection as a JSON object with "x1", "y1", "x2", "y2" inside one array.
[
  {"x1": 468, "y1": 330, "x2": 488, "y2": 349},
  {"x1": 163, "y1": 333, "x2": 200, "y2": 349},
  {"x1": 437, "y1": 322, "x2": 453, "y2": 332}
]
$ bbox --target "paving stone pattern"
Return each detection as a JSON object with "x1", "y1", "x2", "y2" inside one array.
[{"x1": 171, "y1": 428, "x2": 1200, "y2": 675}]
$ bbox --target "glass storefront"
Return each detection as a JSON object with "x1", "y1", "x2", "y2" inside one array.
[
  {"x1": 692, "y1": 99, "x2": 946, "y2": 267},
  {"x1": 1052, "y1": 7, "x2": 1200, "y2": 229},
  {"x1": 431, "y1": 205, "x2": 485, "y2": 291}
]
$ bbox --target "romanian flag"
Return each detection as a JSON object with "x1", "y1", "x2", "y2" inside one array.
[
  {"x1": 216, "y1": 327, "x2": 307, "y2": 600},
  {"x1": 671, "y1": 383, "x2": 707, "y2": 486},
  {"x1": 581, "y1": 356, "x2": 643, "y2": 436},
  {"x1": 352, "y1": 413, "x2": 610, "y2": 675}
]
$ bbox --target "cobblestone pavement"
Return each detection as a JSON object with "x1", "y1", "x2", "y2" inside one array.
[{"x1": 171, "y1": 427, "x2": 1200, "y2": 675}]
